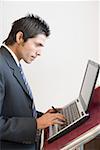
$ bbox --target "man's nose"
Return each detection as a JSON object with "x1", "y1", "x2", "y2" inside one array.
[{"x1": 36, "y1": 49, "x2": 41, "y2": 56}]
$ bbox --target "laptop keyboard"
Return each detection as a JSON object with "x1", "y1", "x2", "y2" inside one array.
[
  {"x1": 58, "y1": 101, "x2": 81, "y2": 131},
  {"x1": 49, "y1": 101, "x2": 81, "y2": 136}
]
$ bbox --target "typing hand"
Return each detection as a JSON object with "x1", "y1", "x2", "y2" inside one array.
[{"x1": 36, "y1": 112, "x2": 65, "y2": 129}]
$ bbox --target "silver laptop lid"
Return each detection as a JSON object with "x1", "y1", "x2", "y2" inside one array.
[{"x1": 79, "y1": 60, "x2": 99, "y2": 112}]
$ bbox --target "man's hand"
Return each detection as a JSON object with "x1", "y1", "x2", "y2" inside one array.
[{"x1": 36, "y1": 112, "x2": 65, "y2": 129}]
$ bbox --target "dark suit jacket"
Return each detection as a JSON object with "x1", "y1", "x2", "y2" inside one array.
[{"x1": 0, "y1": 46, "x2": 41, "y2": 150}]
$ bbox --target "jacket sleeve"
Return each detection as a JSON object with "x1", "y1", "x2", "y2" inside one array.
[
  {"x1": 37, "y1": 111, "x2": 44, "y2": 118},
  {"x1": 0, "y1": 71, "x2": 37, "y2": 144}
]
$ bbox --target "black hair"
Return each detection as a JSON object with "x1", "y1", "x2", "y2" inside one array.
[{"x1": 3, "y1": 14, "x2": 50, "y2": 45}]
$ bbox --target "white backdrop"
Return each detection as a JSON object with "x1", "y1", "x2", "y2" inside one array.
[{"x1": 0, "y1": 1, "x2": 99, "y2": 112}]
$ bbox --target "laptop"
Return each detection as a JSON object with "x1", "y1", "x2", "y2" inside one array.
[{"x1": 48, "y1": 60, "x2": 100, "y2": 143}]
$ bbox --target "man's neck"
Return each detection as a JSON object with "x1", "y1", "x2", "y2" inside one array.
[{"x1": 2, "y1": 43, "x2": 20, "y2": 66}]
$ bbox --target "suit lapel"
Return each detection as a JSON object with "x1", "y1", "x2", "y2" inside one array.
[
  {"x1": 0, "y1": 46, "x2": 33, "y2": 101},
  {"x1": 13, "y1": 68, "x2": 32, "y2": 99}
]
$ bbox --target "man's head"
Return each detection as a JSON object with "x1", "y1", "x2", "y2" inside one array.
[
  {"x1": 4, "y1": 14, "x2": 50, "y2": 63},
  {"x1": 4, "y1": 14, "x2": 50, "y2": 45}
]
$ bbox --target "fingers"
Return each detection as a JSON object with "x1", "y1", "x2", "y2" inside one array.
[
  {"x1": 52, "y1": 119, "x2": 65, "y2": 125},
  {"x1": 52, "y1": 113, "x2": 65, "y2": 121},
  {"x1": 50, "y1": 113, "x2": 66, "y2": 126},
  {"x1": 36, "y1": 112, "x2": 66, "y2": 129}
]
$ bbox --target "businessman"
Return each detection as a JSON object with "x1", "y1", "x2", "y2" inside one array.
[{"x1": 0, "y1": 14, "x2": 65, "y2": 150}]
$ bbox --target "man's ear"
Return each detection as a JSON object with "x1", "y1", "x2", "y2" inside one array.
[{"x1": 16, "y1": 31, "x2": 24, "y2": 45}]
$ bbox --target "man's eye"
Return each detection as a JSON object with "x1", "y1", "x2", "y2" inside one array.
[
  {"x1": 36, "y1": 43, "x2": 43, "y2": 47},
  {"x1": 38, "y1": 43, "x2": 43, "y2": 47}
]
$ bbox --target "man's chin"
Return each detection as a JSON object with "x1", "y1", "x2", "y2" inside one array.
[
  {"x1": 24, "y1": 60, "x2": 33, "y2": 64},
  {"x1": 24, "y1": 58, "x2": 36, "y2": 63}
]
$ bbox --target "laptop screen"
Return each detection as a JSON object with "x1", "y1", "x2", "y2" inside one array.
[{"x1": 79, "y1": 60, "x2": 99, "y2": 111}]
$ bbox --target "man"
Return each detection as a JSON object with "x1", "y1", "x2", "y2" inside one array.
[{"x1": 0, "y1": 14, "x2": 65, "y2": 150}]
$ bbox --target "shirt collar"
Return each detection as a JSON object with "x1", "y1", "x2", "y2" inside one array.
[{"x1": 2, "y1": 43, "x2": 20, "y2": 67}]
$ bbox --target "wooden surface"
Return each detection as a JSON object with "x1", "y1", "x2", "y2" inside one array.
[{"x1": 84, "y1": 136, "x2": 100, "y2": 150}]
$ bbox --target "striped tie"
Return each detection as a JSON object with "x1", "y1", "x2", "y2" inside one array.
[{"x1": 19, "y1": 63, "x2": 37, "y2": 118}]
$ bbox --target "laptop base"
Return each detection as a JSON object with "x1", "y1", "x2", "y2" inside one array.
[{"x1": 48, "y1": 114, "x2": 89, "y2": 143}]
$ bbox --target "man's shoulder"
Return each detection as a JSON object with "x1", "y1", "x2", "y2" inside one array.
[{"x1": 0, "y1": 47, "x2": 7, "y2": 68}]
